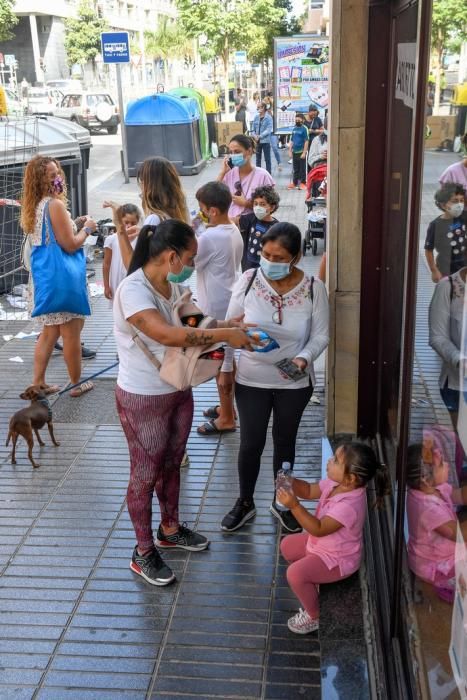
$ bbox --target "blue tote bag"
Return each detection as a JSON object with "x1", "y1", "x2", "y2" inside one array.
[{"x1": 31, "y1": 201, "x2": 91, "y2": 318}]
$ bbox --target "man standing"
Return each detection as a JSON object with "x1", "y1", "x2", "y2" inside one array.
[
  {"x1": 288, "y1": 113, "x2": 309, "y2": 190},
  {"x1": 304, "y1": 105, "x2": 323, "y2": 143},
  {"x1": 252, "y1": 102, "x2": 274, "y2": 174}
]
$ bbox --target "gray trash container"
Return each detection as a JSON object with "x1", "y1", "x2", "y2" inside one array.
[
  {"x1": 0, "y1": 117, "x2": 83, "y2": 293},
  {"x1": 125, "y1": 93, "x2": 206, "y2": 176}
]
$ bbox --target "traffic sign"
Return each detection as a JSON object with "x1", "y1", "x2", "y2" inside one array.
[
  {"x1": 235, "y1": 51, "x2": 247, "y2": 65},
  {"x1": 101, "y1": 32, "x2": 130, "y2": 64},
  {"x1": 4, "y1": 54, "x2": 16, "y2": 66}
]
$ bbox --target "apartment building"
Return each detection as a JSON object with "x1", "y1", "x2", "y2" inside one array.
[{"x1": 0, "y1": 0, "x2": 176, "y2": 85}]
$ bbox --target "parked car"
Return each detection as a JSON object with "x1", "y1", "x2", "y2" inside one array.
[
  {"x1": 4, "y1": 88, "x2": 25, "y2": 116},
  {"x1": 54, "y1": 92, "x2": 119, "y2": 134},
  {"x1": 27, "y1": 87, "x2": 63, "y2": 116},
  {"x1": 46, "y1": 79, "x2": 84, "y2": 92}
]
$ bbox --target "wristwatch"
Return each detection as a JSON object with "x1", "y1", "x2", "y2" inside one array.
[{"x1": 84, "y1": 226, "x2": 93, "y2": 236}]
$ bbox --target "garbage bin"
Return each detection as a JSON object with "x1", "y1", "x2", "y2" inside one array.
[
  {"x1": 0, "y1": 117, "x2": 83, "y2": 293},
  {"x1": 125, "y1": 94, "x2": 206, "y2": 176},
  {"x1": 198, "y1": 89, "x2": 220, "y2": 152},
  {"x1": 169, "y1": 87, "x2": 210, "y2": 161},
  {"x1": 43, "y1": 116, "x2": 92, "y2": 215}
]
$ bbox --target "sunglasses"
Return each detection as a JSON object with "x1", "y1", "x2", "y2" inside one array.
[
  {"x1": 234, "y1": 180, "x2": 242, "y2": 197},
  {"x1": 271, "y1": 295, "x2": 284, "y2": 325}
]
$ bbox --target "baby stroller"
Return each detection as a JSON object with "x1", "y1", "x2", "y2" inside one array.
[{"x1": 303, "y1": 160, "x2": 327, "y2": 256}]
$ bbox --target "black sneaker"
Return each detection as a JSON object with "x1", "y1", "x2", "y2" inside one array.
[
  {"x1": 156, "y1": 523, "x2": 209, "y2": 551},
  {"x1": 221, "y1": 498, "x2": 256, "y2": 532},
  {"x1": 270, "y1": 502, "x2": 302, "y2": 533},
  {"x1": 130, "y1": 546, "x2": 175, "y2": 586},
  {"x1": 53, "y1": 341, "x2": 96, "y2": 360}
]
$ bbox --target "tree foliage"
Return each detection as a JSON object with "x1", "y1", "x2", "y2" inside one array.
[
  {"x1": 0, "y1": 0, "x2": 18, "y2": 42},
  {"x1": 64, "y1": 0, "x2": 107, "y2": 66},
  {"x1": 431, "y1": 0, "x2": 467, "y2": 111},
  {"x1": 144, "y1": 17, "x2": 193, "y2": 62}
]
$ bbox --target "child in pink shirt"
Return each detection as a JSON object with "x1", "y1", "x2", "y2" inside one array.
[
  {"x1": 406, "y1": 442, "x2": 466, "y2": 603},
  {"x1": 277, "y1": 442, "x2": 390, "y2": 634}
]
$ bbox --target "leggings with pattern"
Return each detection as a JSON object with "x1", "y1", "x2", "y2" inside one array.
[{"x1": 116, "y1": 386, "x2": 193, "y2": 552}]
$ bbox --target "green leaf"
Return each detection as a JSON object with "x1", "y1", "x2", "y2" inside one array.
[{"x1": 0, "y1": 0, "x2": 18, "y2": 42}]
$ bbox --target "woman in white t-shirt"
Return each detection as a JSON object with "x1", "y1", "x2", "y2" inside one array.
[
  {"x1": 102, "y1": 202, "x2": 141, "y2": 301},
  {"x1": 220, "y1": 222, "x2": 329, "y2": 535},
  {"x1": 114, "y1": 219, "x2": 254, "y2": 587}
]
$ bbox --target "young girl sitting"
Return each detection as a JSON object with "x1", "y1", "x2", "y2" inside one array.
[
  {"x1": 406, "y1": 440, "x2": 465, "y2": 604},
  {"x1": 102, "y1": 202, "x2": 141, "y2": 301},
  {"x1": 277, "y1": 442, "x2": 390, "y2": 634}
]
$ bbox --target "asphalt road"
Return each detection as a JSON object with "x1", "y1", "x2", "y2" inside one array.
[{"x1": 87, "y1": 128, "x2": 123, "y2": 193}]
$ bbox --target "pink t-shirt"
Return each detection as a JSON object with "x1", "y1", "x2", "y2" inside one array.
[
  {"x1": 223, "y1": 166, "x2": 275, "y2": 218},
  {"x1": 306, "y1": 478, "x2": 367, "y2": 576},
  {"x1": 406, "y1": 483, "x2": 456, "y2": 582},
  {"x1": 439, "y1": 161, "x2": 467, "y2": 189}
]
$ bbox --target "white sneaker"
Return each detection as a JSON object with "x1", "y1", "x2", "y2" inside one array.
[{"x1": 287, "y1": 608, "x2": 319, "y2": 634}]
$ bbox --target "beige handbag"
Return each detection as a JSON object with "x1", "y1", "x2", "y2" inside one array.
[{"x1": 118, "y1": 285, "x2": 224, "y2": 391}]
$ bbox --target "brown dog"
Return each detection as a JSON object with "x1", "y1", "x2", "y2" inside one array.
[{"x1": 6, "y1": 384, "x2": 60, "y2": 468}]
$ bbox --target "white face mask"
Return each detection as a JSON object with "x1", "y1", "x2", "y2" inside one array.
[
  {"x1": 447, "y1": 202, "x2": 464, "y2": 218},
  {"x1": 253, "y1": 205, "x2": 268, "y2": 220}
]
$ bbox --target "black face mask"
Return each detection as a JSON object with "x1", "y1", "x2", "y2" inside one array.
[{"x1": 295, "y1": 121, "x2": 302, "y2": 126}]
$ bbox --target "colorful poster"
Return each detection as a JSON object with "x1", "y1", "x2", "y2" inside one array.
[{"x1": 273, "y1": 35, "x2": 329, "y2": 134}]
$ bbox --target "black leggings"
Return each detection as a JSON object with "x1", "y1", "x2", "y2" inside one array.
[{"x1": 235, "y1": 381, "x2": 314, "y2": 500}]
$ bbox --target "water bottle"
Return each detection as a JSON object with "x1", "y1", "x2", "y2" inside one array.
[{"x1": 275, "y1": 462, "x2": 293, "y2": 511}]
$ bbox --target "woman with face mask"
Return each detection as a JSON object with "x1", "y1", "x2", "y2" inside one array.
[
  {"x1": 20, "y1": 156, "x2": 97, "y2": 396},
  {"x1": 217, "y1": 134, "x2": 275, "y2": 221},
  {"x1": 219, "y1": 222, "x2": 329, "y2": 534},
  {"x1": 113, "y1": 219, "x2": 254, "y2": 585}
]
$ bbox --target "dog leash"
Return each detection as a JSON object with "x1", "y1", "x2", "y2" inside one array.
[{"x1": 56, "y1": 361, "x2": 119, "y2": 397}]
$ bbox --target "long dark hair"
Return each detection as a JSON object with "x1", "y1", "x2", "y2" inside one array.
[
  {"x1": 128, "y1": 220, "x2": 195, "y2": 275},
  {"x1": 339, "y1": 441, "x2": 391, "y2": 508}
]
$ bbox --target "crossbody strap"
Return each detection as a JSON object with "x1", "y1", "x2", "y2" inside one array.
[{"x1": 115, "y1": 285, "x2": 165, "y2": 371}]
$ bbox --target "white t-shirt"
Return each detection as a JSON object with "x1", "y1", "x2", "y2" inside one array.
[
  {"x1": 144, "y1": 213, "x2": 162, "y2": 226},
  {"x1": 223, "y1": 269, "x2": 329, "y2": 389},
  {"x1": 195, "y1": 223, "x2": 243, "y2": 320},
  {"x1": 104, "y1": 233, "x2": 138, "y2": 298},
  {"x1": 114, "y1": 267, "x2": 184, "y2": 395}
]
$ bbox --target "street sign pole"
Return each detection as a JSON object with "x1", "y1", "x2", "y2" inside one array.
[
  {"x1": 116, "y1": 64, "x2": 129, "y2": 183},
  {"x1": 101, "y1": 31, "x2": 130, "y2": 183}
]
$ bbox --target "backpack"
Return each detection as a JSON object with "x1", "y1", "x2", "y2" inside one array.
[{"x1": 118, "y1": 285, "x2": 224, "y2": 392}]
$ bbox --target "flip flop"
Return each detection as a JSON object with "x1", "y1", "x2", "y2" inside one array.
[
  {"x1": 43, "y1": 384, "x2": 60, "y2": 394},
  {"x1": 203, "y1": 405, "x2": 221, "y2": 419},
  {"x1": 197, "y1": 419, "x2": 236, "y2": 435},
  {"x1": 70, "y1": 380, "x2": 94, "y2": 398}
]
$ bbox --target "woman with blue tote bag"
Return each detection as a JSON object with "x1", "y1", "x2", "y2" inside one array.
[{"x1": 20, "y1": 156, "x2": 96, "y2": 396}]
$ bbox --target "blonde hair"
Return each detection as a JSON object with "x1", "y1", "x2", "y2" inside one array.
[
  {"x1": 137, "y1": 157, "x2": 189, "y2": 224},
  {"x1": 20, "y1": 156, "x2": 67, "y2": 233}
]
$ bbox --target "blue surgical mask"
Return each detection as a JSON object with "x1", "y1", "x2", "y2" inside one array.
[
  {"x1": 167, "y1": 254, "x2": 195, "y2": 283},
  {"x1": 231, "y1": 153, "x2": 246, "y2": 167},
  {"x1": 260, "y1": 255, "x2": 292, "y2": 281}
]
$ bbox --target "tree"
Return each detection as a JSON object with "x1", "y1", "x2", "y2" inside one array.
[
  {"x1": 175, "y1": 0, "x2": 285, "y2": 116},
  {"x1": 431, "y1": 0, "x2": 467, "y2": 113},
  {"x1": 64, "y1": 0, "x2": 107, "y2": 77},
  {"x1": 144, "y1": 17, "x2": 193, "y2": 83},
  {"x1": 0, "y1": 0, "x2": 18, "y2": 42}
]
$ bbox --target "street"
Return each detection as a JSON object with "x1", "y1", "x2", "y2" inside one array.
[{"x1": 86, "y1": 130, "x2": 123, "y2": 194}]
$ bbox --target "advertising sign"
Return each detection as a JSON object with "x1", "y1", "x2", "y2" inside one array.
[{"x1": 273, "y1": 35, "x2": 329, "y2": 134}]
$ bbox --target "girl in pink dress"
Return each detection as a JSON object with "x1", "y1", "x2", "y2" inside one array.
[
  {"x1": 406, "y1": 441, "x2": 466, "y2": 603},
  {"x1": 277, "y1": 442, "x2": 390, "y2": 634}
]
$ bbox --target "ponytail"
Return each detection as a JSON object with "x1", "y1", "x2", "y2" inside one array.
[
  {"x1": 128, "y1": 220, "x2": 195, "y2": 275},
  {"x1": 340, "y1": 441, "x2": 391, "y2": 509},
  {"x1": 373, "y1": 462, "x2": 391, "y2": 509}
]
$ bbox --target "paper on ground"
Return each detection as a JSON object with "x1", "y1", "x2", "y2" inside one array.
[{"x1": 9, "y1": 356, "x2": 24, "y2": 363}]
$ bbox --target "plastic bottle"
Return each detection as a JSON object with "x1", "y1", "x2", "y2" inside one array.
[{"x1": 275, "y1": 462, "x2": 293, "y2": 511}]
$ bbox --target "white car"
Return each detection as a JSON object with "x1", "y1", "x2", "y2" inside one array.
[
  {"x1": 27, "y1": 87, "x2": 63, "y2": 116},
  {"x1": 54, "y1": 91, "x2": 119, "y2": 134}
]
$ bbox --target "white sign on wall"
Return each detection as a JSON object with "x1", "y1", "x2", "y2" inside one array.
[{"x1": 395, "y1": 42, "x2": 417, "y2": 109}]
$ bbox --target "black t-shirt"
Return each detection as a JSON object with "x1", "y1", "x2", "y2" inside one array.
[
  {"x1": 239, "y1": 213, "x2": 278, "y2": 271},
  {"x1": 304, "y1": 115, "x2": 323, "y2": 141},
  {"x1": 424, "y1": 213, "x2": 467, "y2": 275}
]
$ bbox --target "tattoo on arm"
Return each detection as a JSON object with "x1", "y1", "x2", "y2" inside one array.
[{"x1": 185, "y1": 331, "x2": 214, "y2": 346}]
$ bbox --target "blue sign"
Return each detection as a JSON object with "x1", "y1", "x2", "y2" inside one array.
[
  {"x1": 101, "y1": 32, "x2": 130, "y2": 64},
  {"x1": 235, "y1": 51, "x2": 247, "y2": 65}
]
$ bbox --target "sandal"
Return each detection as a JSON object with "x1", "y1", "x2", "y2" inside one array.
[
  {"x1": 43, "y1": 384, "x2": 61, "y2": 395},
  {"x1": 70, "y1": 380, "x2": 94, "y2": 397},
  {"x1": 197, "y1": 419, "x2": 236, "y2": 435},
  {"x1": 203, "y1": 405, "x2": 221, "y2": 419}
]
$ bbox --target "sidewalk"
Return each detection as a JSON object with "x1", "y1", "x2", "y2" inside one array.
[{"x1": 0, "y1": 159, "x2": 326, "y2": 699}]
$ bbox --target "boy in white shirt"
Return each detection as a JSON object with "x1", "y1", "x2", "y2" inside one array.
[{"x1": 195, "y1": 182, "x2": 244, "y2": 435}]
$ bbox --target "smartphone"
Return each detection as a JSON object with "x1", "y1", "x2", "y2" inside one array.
[
  {"x1": 227, "y1": 157, "x2": 233, "y2": 169},
  {"x1": 275, "y1": 358, "x2": 307, "y2": 381}
]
